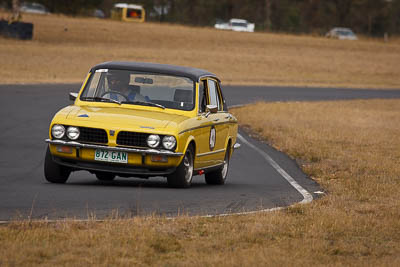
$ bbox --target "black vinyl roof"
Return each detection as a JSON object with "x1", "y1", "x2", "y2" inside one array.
[{"x1": 90, "y1": 61, "x2": 219, "y2": 82}]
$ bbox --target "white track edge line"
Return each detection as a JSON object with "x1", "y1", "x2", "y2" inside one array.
[
  {"x1": 236, "y1": 133, "x2": 313, "y2": 205},
  {"x1": 228, "y1": 104, "x2": 246, "y2": 109}
]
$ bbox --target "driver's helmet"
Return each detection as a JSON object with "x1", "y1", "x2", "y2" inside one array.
[{"x1": 106, "y1": 70, "x2": 130, "y2": 91}]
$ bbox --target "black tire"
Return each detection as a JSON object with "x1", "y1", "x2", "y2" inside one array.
[
  {"x1": 167, "y1": 145, "x2": 194, "y2": 188},
  {"x1": 95, "y1": 172, "x2": 116, "y2": 181},
  {"x1": 205, "y1": 146, "x2": 231, "y2": 185},
  {"x1": 44, "y1": 146, "x2": 71, "y2": 184}
]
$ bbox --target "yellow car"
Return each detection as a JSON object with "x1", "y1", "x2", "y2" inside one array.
[{"x1": 45, "y1": 62, "x2": 239, "y2": 188}]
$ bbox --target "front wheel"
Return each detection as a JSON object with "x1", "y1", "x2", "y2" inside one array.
[
  {"x1": 44, "y1": 146, "x2": 71, "y2": 183},
  {"x1": 205, "y1": 146, "x2": 231, "y2": 185},
  {"x1": 167, "y1": 146, "x2": 194, "y2": 188}
]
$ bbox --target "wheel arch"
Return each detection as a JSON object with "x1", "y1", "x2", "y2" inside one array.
[
  {"x1": 225, "y1": 136, "x2": 233, "y2": 150},
  {"x1": 179, "y1": 135, "x2": 196, "y2": 163},
  {"x1": 187, "y1": 139, "x2": 196, "y2": 156},
  {"x1": 226, "y1": 137, "x2": 233, "y2": 158}
]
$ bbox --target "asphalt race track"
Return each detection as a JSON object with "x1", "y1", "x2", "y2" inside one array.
[{"x1": 1, "y1": 84, "x2": 399, "y2": 221}]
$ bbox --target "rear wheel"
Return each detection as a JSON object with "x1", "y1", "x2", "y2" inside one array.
[
  {"x1": 95, "y1": 172, "x2": 116, "y2": 181},
  {"x1": 205, "y1": 145, "x2": 230, "y2": 185},
  {"x1": 167, "y1": 145, "x2": 194, "y2": 188},
  {"x1": 44, "y1": 146, "x2": 71, "y2": 184}
]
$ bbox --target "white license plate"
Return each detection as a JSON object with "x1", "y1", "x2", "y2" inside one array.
[{"x1": 94, "y1": 149, "x2": 128, "y2": 163}]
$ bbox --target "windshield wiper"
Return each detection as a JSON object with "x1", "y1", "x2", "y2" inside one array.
[
  {"x1": 124, "y1": 101, "x2": 165, "y2": 109},
  {"x1": 81, "y1": 97, "x2": 121, "y2": 105}
]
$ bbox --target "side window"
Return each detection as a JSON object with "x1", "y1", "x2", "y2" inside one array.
[
  {"x1": 198, "y1": 80, "x2": 208, "y2": 113},
  {"x1": 218, "y1": 82, "x2": 228, "y2": 112},
  {"x1": 208, "y1": 79, "x2": 221, "y2": 111}
]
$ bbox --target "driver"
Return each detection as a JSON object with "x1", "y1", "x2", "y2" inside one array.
[{"x1": 106, "y1": 71, "x2": 147, "y2": 102}]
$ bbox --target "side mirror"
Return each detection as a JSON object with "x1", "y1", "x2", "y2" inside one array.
[
  {"x1": 69, "y1": 92, "x2": 78, "y2": 101},
  {"x1": 205, "y1": 104, "x2": 218, "y2": 118}
]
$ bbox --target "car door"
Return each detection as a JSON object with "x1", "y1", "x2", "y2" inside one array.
[
  {"x1": 206, "y1": 78, "x2": 229, "y2": 166},
  {"x1": 194, "y1": 79, "x2": 214, "y2": 169}
]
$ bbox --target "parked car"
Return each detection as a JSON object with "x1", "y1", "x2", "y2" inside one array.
[
  {"x1": 45, "y1": 61, "x2": 240, "y2": 188},
  {"x1": 111, "y1": 3, "x2": 145, "y2": 22},
  {"x1": 20, "y1": 2, "x2": 49, "y2": 15},
  {"x1": 215, "y1": 18, "x2": 255, "y2": 33},
  {"x1": 93, "y1": 9, "x2": 105, "y2": 19},
  {"x1": 325, "y1": 27, "x2": 357, "y2": 40}
]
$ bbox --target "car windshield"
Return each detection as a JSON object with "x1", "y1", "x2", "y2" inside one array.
[
  {"x1": 232, "y1": 22, "x2": 247, "y2": 27},
  {"x1": 337, "y1": 30, "x2": 354, "y2": 36},
  {"x1": 80, "y1": 69, "x2": 195, "y2": 111}
]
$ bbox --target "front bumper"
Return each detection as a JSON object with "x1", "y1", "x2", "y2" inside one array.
[
  {"x1": 45, "y1": 139, "x2": 183, "y2": 177},
  {"x1": 45, "y1": 139, "x2": 183, "y2": 156}
]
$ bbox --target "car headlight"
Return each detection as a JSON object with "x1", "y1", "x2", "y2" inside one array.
[
  {"x1": 67, "y1": 126, "x2": 80, "y2": 140},
  {"x1": 147, "y1": 134, "x2": 160, "y2": 148},
  {"x1": 51, "y1": 124, "x2": 65, "y2": 139},
  {"x1": 162, "y1": 136, "x2": 176, "y2": 150}
]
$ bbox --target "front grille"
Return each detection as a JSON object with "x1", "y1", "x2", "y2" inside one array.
[
  {"x1": 78, "y1": 127, "x2": 108, "y2": 144},
  {"x1": 117, "y1": 131, "x2": 149, "y2": 148}
]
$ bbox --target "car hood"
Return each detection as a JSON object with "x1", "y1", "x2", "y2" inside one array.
[{"x1": 65, "y1": 106, "x2": 188, "y2": 130}]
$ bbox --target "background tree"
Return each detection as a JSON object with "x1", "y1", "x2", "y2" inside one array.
[{"x1": 1, "y1": 0, "x2": 399, "y2": 36}]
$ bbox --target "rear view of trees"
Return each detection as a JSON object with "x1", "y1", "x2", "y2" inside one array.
[
  {"x1": 142, "y1": 0, "x2": 400, "y2": 36},
  {"x1": 1, "y1": 0, "x2": 399, "y2": 36}
]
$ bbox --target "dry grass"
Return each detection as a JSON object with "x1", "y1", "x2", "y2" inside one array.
[
  {"x1": 1, "y1": 99, "x2": 400, "y2": 266},
  {"x1": 1, "y1": 11, "x2": 400, "y2": 87},
  {"x1": 1, "y1": 11, "x2": 400, "y2": 266}
]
